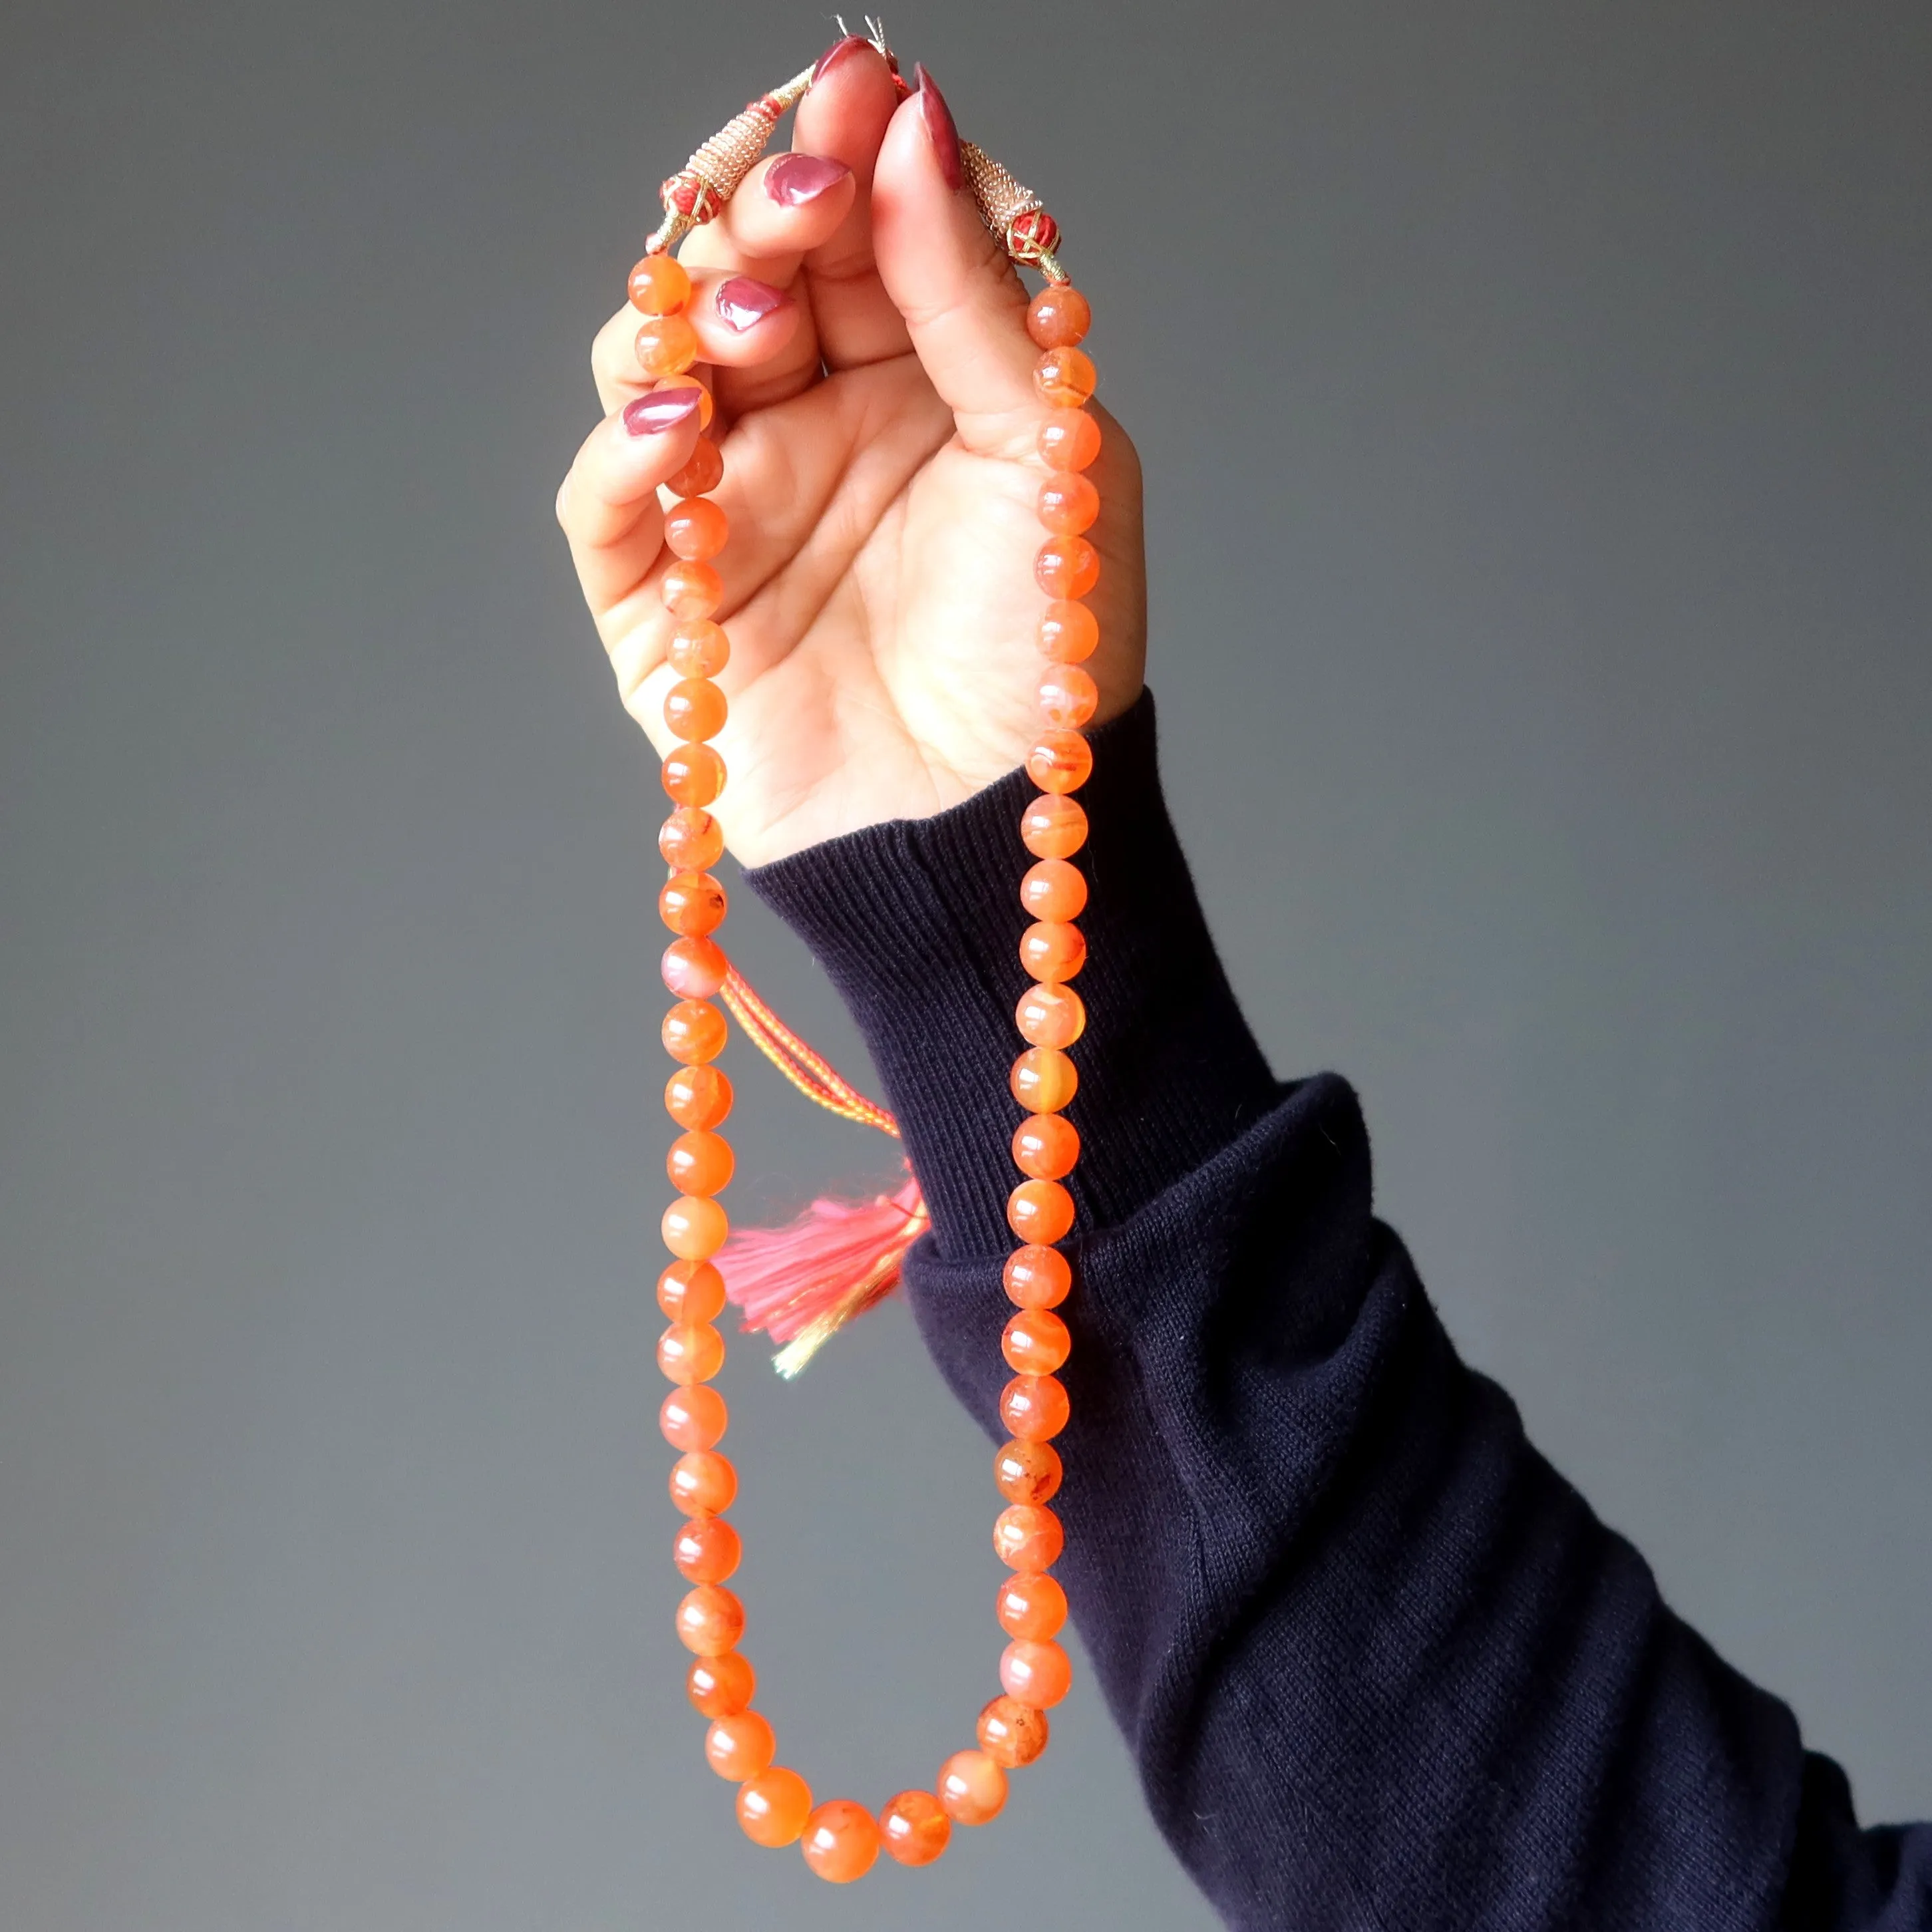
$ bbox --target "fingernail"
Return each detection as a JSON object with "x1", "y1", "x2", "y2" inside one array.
[
  {"x1": 622, "y1": 387, "x2": 703, "y2": 436},
  {"x1": 715, "y1": 274, "x2": 790, "y2": 333},
  {"x1": 765, "y1": 152, "x2": 851, "y2": 207},
  {"x1": 915, "y1": 64, "x2": 963, "y2": 192},
  {"x1": 812, "y1": 33, "x2": 870, "y2": 82}
]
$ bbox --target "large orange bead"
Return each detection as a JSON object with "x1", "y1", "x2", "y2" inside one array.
[
  {"x1": 1040, "y1": 664, "x2": 1100, "y2": 729},
  {"x1": 667, "y1": 433, "x2": 724, "y2": 499},
  {"x1": 658, "y1": 1258, "x2": 726, "y2": 1323},
  {"x1": 635, "y1": 313, "x2": 701, "y2": 377},
  {"x1": 1039, "y1": 407, "x2": 1102, "y2": 472},
  {"x1": 880, "y1": 1788, "x2": 951, "y2": 1866},
  {"x1": 667, "y1": 621, "x2": 730, "y2": 679},
  {"x1": 661, "y1": 935, "x2": 727, "y2": 1001},
  {"x1": 1021, "y1": 792, "x2": 1088, "y2": 859},
  {"x1": 667, "y1": 1128, "x2": 734, "y2": 1195},
  {"x1": 1017, "y1": 982, "x2": 1086, "y2": 1050},
  {"x1": 1034, "y1": 537, "x2": 1100, "y2": 601},
  {"x1": 663, "y1": 677, "x2": 726, "y2": 742},
  {"x1": 1008, "y1": 1178, "x2": 1074, "y2": 1244},
  {"x1": 675, "y1": 1582, "x2": 744, "y2": 1656},
  {"x1": 669, "y1": 1449, "x2": 737, "y2": 1516},
  {"x1": 1003, "y1": 1308, "x2": 1072, "y2": 1377},
  {"x1": 659, "y1": 870, "x2": 726, "y2": 936},
  {"x1": 651, "y1": 371, "x2": 715, "y2": 430},
  {"x1": 1026, "y1": 283, "x2": 1091, "y2": 349},
  {"x1": 1020, "y1": 856, "x2": 1088, "y2": 920},
  {"x1": 661, "y1": 742, "x2": 725, "y2": 806},
  {"x1": 1019, "y1": 921, "x2": 1086, "y2": 985},
  {"x1": 660, "y1": 1383, "x2": 728, "y2": 1452},
  {"x1": 738, "y1": 1766, "x2": 812, "y2": 1846},
  {"x1": 1001, "y1": 1374, "x2": 1070, "y2": 1442},
  {"x1": 1029, "y1": 724, "x2": 1095, "y2": 792},
  {"x1": 996, "y1": 1570, "x2": 1068, "y2": 1642},
  {"x1": 1003, "y1": 1243, "x2": 1072, "y2": 1308},
  {"x1": 705, "y1": 1708, "x2": 776, "y2": 1780},
  {"x1": 663, "y1": 497, "x2": 729, "y2": 562},
  {"x1": 662, "y1": 1194, "x2": 728, "y2": 1260},
  {"x1": 629, "y1": 253, "x2": 692, "y2": 315},
  {"x1": 1012, "y1": 1110, "x2": 1079, "y2": 1178},
  {"x1": 673, "y1": 1514, "x2": 741, "y2": 1583},
  {"x1": 994, "y1": 1437, "x2": 1062, "y2": 1506},
  {"x1": 993, "y1": 1502, "x2": 1064, "y2": 1571},
  {"x1": 978, "y1": 1693, "x2": 1051, "y2": 1768},
  {"x1": 1001, "y1": 1637, "x2": 1072, "y2": 1708},
  {"x1": 661, "y1": 999, "x2": 727, "y2": 1064},
  {"x1": 661, "y1": 560, "x2": 723, "y2": 620},
  {"x1": 687, "y1": 1649, "x2": 754, "y2": 1717},
  {"x1": 1033, "y1": 347, "x2": 1096, "y2": 408},
  {"x1": 657, "y1": 1320, "x2": 724, "y2": 1384},
  {"x1": 658, "y1": 804, "x2": 724, "y2": 870},
  {"x1": 801, "y1": 1800, "x2": 880, "y2": 1883},
  {"x1": 1037, "y1": 471, "x2": 1099, "y2": 536},
  {"x1": 1038, "y1": 598, "x2": 1099, "y2": 663},
  {"x1": 937, "y1": 1748, "x2": 1008, "y2": 1826},
  {"x1": 1010, "y1": 1046, "x2": 1078, "y2": 1114},
  {"x1": 665, "y1": 1064, "x2": 732, "y2": 1130}
]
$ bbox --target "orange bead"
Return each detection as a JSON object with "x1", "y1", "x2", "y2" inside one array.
[
  {"x1": 994, "y1": 1437, "x2": 1063, "y2": 1506},
  {"x1": 1003, "y1": 1307, "x2": 1072, "y2": 1377},
  {"x1": 661, "y1": 560, "x2": 723, "y2": 619},
  {"x1": 687, "y1": 1649, "x2": 754, "y2": 1717},
  {"x1": 659, "y1": 870, "x2": 726, "y2": 936},
  {"x1": 667, "y1": 432, "x2": 724, "y2": 498},
  {"x1": 1021, "y1": 792, "x2": 1088, "y2": 859},
  {"x1": 1027, "y1": 730, "x2": 1095, "y2": 795},
  {"x1": 978, "y1": 1693, "x2": 1051, "y2": 1768},
  {"x1": 1038, "y1": 599, "x2": 1099, "y2": 663},
  {"x1": 1034, "y1": 537, "x2": 1100, "y2": 601},
  {"x1": 1008, "y1": 1178, "x2": 1074, "y2": 1244},
  {"x1": 993, "y1": 1502, "x2": 1064, "y2": 1571},
  {"x1": 663, "y1": 677, "x2": 726, "y2": 742},
  {"x1": 1001, "y1": 1373, "x2": 1070, "y2": 1442},
  {"x1": 1019, "y1": 920, "x2": 1086, "y2": 985},
  {"x1": 880, "y1": 1788, "x2": 951, "y2": 1867},
  {"x1": 675, "y1": 1582, "x2": 744, "y2": 1656},
  {"x1": 657, "y1": 1321, "x2": 724, "y2": 1384},
  {"x1": 1020, "y1": 856, "x2": 1088, "y2": 920},
  {"x1": 1033, "y1": 347, "x2": 1096, "y2": 408},
  {"x1": 635, "y1": 313, "x2": 700, "y2": 377},
  {"x1": 669, "y1": 1448, "x2": 737, "y2": 1516},
  {"x1": 1037, "y1": 471, "x2": 1099, "y2": 536},
  {"x1": 667, "y1": 1128, "x2": 734, "y2": 1195},
  {"x1": 1027, "y1": 283, "x2": 1091, "y2": 349},
  {"x1": 661, "y1": 742, "x2": 725, "y2": 806},
  {"x1": 658, "y1": 805, "x2": 724, "y2": 870},
  {"x1": 665, "y1": 1064, "x2": 732, "y2": 1130},
  {"x1": 801, "y1": 1800, "x2": 879, "y2": 1883},
  {"x1": 1016, "y1": 981, "x2": 1086, "y2": 1050},
  {"x1": 1039, "y1": 407, "x2": 1102, "y2": 472},
  {"x1": 660, "y1": 1382, "x2": 728, "y2": 1452},
  {"x1": 1010, "y1": 1046, "x2": 1078, "y2": 1114},
  {"x1": 1013, "y1": 1110, "x2": 1080, "y2": 1179},
  {"x1": 659, "y1": 1257, "x2": 727, "y2": 1323},
  {"x1": 661, "y1": 934, "x2": 727, "y2": 1001},
  {"x1": 652, "y1": 372, "x2": 715, "y2": 430},
  {"x1": 996, "y1": 1570, "x2": 1068, "y2": 1642},
  {"x1": 1040, "y1": 663, "x2": 1099, "y2": 730},
  {"x1": 629, "y1": 253, "x2": 693, "y2": 315},
  {"x1": 1001, "y1": 1637, "x2": 1072, "y2": 1708},
  {"x1": 738, "y1": 1766, "x2": 812, "y2": 1846},
  {"x1": 662, "y1": 1194, "x2": 728, "y2": 1260},
  {"x1": 937, "y1": 1748, "x2": 1007, "y2": 1826},
  {"x1": 705, "y1": 1708, "x2": 776, "y2": 1780},
  {"x1": 664, "y1": 497, "x2": 729, "y2": 562},
  {"x1": 1003, "y1": 1243, "x2": 1072, "y2": 1309},
  {"x1": 673, "y1": 1514, "x2": 741, "y2": 1583},
  {"x1": 661, "y1": 999, "x2": 727, "y2": 1064},
  {"x1": 667, "y1": 621, "x2": 730, "y2": 679}
]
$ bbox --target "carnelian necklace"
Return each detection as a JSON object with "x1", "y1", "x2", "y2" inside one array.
[{"x1": 631, "y1": 32, "x2": 1100, "y2": 1883}]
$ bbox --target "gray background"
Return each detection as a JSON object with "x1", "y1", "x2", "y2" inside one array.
[{"x1": 2, "y1": 1, "x2": 1927, "y2": 1927}]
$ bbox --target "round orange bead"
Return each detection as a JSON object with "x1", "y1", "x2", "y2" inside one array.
[
  {"x1": 1038, "y1": 598, "x2": 1099, "y2": 663},
  {"x1": 669, "y1": 1448, "x2": 736, "y2": 1516},
  {"x1": 662, "y1": 1194, "x2": 728, "y2": 1260},
  {"x1": 801, "y1": 1800, "x2": 880, "y2": 1883},
  {"x1": 937, "y1": 1748, "x2": 1008, "y2": 1826},
  {"x1": 659, "y1": 870, "x2": 726, "y2": 937},
  {"x1": 665, "y1": 1064, "x2": 732, "y2": 1131},
  {"x1": 667, "y1": 621, "x2": 730, "y2": 679},
  {"x1": 1026, "y1": 283, "x2": 1091, "y2": 349},
  {"x1": 661, "y1": 999, "x2": 727, "y2": 1064},
  {"x1": 661, "y1": 935, "x2": 727, "y2": 1001},
  {"x1": 1003, "y1": 1307, "x2": 1072, "y2": 1377},
  {"x1": 880, "y1": 1788, "x2": 951, "y2": 1867},
  {"x1": 667, "y1": 1128, "x2": 734, "y2": 1195},
  {"x1": 1021, "y1": 792, "x2": 1088, "y2": 859},
  {"x1": 663, "y1": 497, "x2": 729, "y2": 562},
  {"x1": 994, "y1": 1437, "x2": 1063, "y2": 1506},
  {"x1": 635, "y1": 313, "x2": 700, "y2": 377},
  {"x1": 1027, "y1": 730, "x2": 1096, "y2": 796},
  {"x1": 1001, "y1": 1374, "x2": 1070, "y2": 1442},
  {"x1": 1008, "y1": 1178, "x2": 1074, "y2": 1244},
  {"x1": 1001, "y1": 1637, "x2": 1072, "y2": 1708},
  {"x1": 1037, "y1": 471, "x2": 1099, "y2": 536},
  {"x1": 661, "y1": 560, "x2": 723, "y2": 619},
  {"x1": 978, "y1": 1693, "x2": 1051, "y2": 1768},
  {"x1": 667, "y1": 432, "x2": 724, "y2": 498},
  {"x1": 1034, "y1": 536, "x2": 1100, "y2": 601},
  {"x1": 659, "y1": 1382, "x2": 728, "y2": 1452},
  {"x1": 656, "y1": 1320, "x2": 724, "y2": 1384},
  {"x1": 1020, "y1": 856, "x2": 1088, "y2": 920},
  {"x1": 1040, "y1": 663, "x2": 1100, "y2": 729},
  {"x1": 659, "y1": 805, "x2": 724, "y2": 871},
  {"x1": 1033, "y1": 347, "x2": 1096, "y2": 408},
  {"x1": 687, "y1": 1649, "x2": 754, "y2": 1717},
  {"x1": 996, "y1": 1570, "x2": 1068, "y2": 1642},
  {"x1": 1017, "y1": 981, "x2": 1086, "y2": 1050},
  {"x1": 675, "y1": 1582, "x2": 744, "y2": 1656},
  {"x1": 1003, "y1": 1243, "x2": 1072, "y2": 1308},
  {"x1": 993, "y1": 1502, "x2": 1064, "y2": 1571},
  {"x1": 673, "y1": 1514, "x2": 741, "y2": 1584},
  {"x1": 659, "y1": 1258, "x2": 726, "y2": 1323},
  {"x1": 629, "y1": 253, "x2": 692, "y2": 315},
  {"x1": 663, "y1": 677, "x2": 726, "y2": 742},
  {"x1": 738, "y1": 1766, "x2": 812, "y2": 1846},
  {"x1": 1013, "y1": 1110, "x2": 1080, "y2": 1178},
  {"x1": 661, "y1": 742, "x2": 725, "y2": 806},
  {"x1": 1020, "y1": 921, "x2": 1086, "y2": 985},
  {"x1": 651, "y1": 372, "x2": 715, "y2": 430},
  {"x1": 1010, "y1": 1046, "x2": 1078, "y2": 1114},
  {"x1": 1039, "y1": 407, "x2": 1102, "y2": 472},
  {"x1": 705, "y1": 1708, "x2": 776, "y2": 1780}
]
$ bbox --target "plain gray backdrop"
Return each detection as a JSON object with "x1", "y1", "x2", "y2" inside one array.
[{"x1": 2, "y1": 3, "x2": 1927, "y2": 1927}]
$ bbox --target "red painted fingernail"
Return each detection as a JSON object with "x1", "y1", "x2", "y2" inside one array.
[
  {"x1": 915, "y1": 64, "x2": 963, "y2": 191},
  {"x1": 715, "y1": 274, "x2": 790, "y2": 333},
  {"x1": 622, "y1": 388, "x2": 702, "y2": 436},
  {"x1": 811, "y1": 33, "x2": 870, "y2": 82},
  {"x1": 765, "y1": 152, "x2": 851, "y2": 207}
]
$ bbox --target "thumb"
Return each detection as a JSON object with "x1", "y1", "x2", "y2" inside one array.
[{"x1": 870, "y1": 65, "x2": 1039, "y2": 455}]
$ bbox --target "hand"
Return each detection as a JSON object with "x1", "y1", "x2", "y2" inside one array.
[{"x1": 556, "y1": 42, "x2": 1145, "y2": 868}]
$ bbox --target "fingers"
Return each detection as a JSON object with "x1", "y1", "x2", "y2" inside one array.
[{"x1": 589, "y1": 263, "x2": 807, "y2": 419}]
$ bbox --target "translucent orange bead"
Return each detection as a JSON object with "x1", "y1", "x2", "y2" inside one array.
[
  {"x1": 1037, "y1": 471, "x2": 1099, "y2": 536},
  {"x1": 1010, "y1": 1046, "x2": 1078, "y2": 1114},
  {"x1": 667, "y1": 621, "x2": 730, "y2": 679},
  {"x1": 738, "y1": 1766, "x2": 813, "y2": 1846},
  {"x1": 880, "y1": 1788, "x2": 951, "y2": 1866},
  {"x1": 1020, "y1": 856, "x2": 1088, "y2": 919},
  {"x1": 1017, "y1": 982, "x2": 1086, "y2": 1050},
  {"x1": 687, "y1": 1649, "x2": 755, "y2": 1717},
  {"x1": 1040, "y1": 663, "x2": 1100, "y2": 730},
  {"x1": 1003, "y1": 1243, "x2": 1072, "y2": 1309},
  {"x1": 663, "y1": 497, "x2": 729, "y2": 562},
  {"x1": 993, "y1": 1502, "x2": 1064, "y2": 1571},
  {"x1": 1001, "y1": 1373, "x2": 1070, "y2": 1442},
  {"x1": 652, "y1": 371, "x2": 715, "y2": 430},
  {"x1": 659, "y1": 1258, "x2": 728, "y2": 1323},
  {"x1": 667, "y1": 433, "x2": 724, "y2": 499},
  {"x1": 661, "y1": 999, "x2": 727, "y2": 1064},
  {"x1": 1038, "y1": 599, "x2": 1099, "y2": 663},
  {"x1": 801, "y1": 1800, "x2": 880, "y2": 1883},
  {"x1": 996, "y1": 1569, "x2": 1068, "y2": 1642},
  {"x1": 657, "y1": 1320, "x2": 724, "y2": 1384},
  {"x1": 978, "y1": 1693, "x2": 1051, "y2": 1768},
  {"x1": 994, "y1": 1436, "x2": 1062, "y2": 1506},
  {"x1": 937, "y1": 1748, "x2": 1008, "y2": 1826},
  {"x1": 1003, "y1": 1307, "x2": 1072, "y2": 1377},
  {"x1": 661, "y1": 560, "x2": 723, "y2": 620},
  {"x1": 1020, "y1": 921, "x2": 1086, "y2": 986},
  {"x1": 662, "y1": 1194, "x2": 728, "y2": 1260},
  {"x1": 1008, "y1": 1178, "x2": 1074, "y2": 1244},
  {"x1": 667, "y1": 1128, "x2": 734, "y2": 1195},
  {"x1": 705, "y1": 1708, "x2": 776, "y2": 1780},
  {"x1": 669, "y1": 1448, "x2": 737, "y2": 1516},
  {"x1": 1021, "y1": 792, "x2": 1088, "y2": 859},
  {"x1": 1034, "y1": 537, "x2": 1100, "y2": 601},
  {"x1": 629, "y1": 253, "x2": 693, "y2": 315},
  {"x1": 665, "y1": 1064, "x2": 732, "y2": 1131},
  {"x1": 1039, "y1": 407, "x2": 1102, "y2": 472},
  {"x1": 635, "y1": 313, "x2": 700, "y2": 377},
  {"x1": 659, "y1": 805, "x2": 725, "y2": 870},
  {"x1": 663, "y1": 677, "x2": 726, "y2": 742},
  {"x1": 1013, "y1": 1110, "x2": 1079, "y2": 1179},
  {"x1": 661, "y1": 742, "x2": 725, "y2": 806},
  {"x1": 1033, "y1": 347, "x2": 1096, "y2": 408},
  {"x1": 1027, "y1": 730, "x2": 1095, "y2": 796},
  {"x1": 660, "y1": 1382, "x2": 728, "y2": 1452},
  {"x1": 675, "y1": 1582, "x2": 744, "y2": 1655},
  {"x1": 661, "y1": 934, "x2": 727, "y2": 1001},
  {"x1": 1001, "y1": 1637, "x2": 1072, "y2": 1708},
  {"x1": 1027, "y1": 283, "x2": 1090, "y2": 348},
  {"x1": 673, "y1": 1514, "x2": 741, "y2": 1584},
  {"x1": 659, "y1": 870, "x2": 726, "y2": 936}
]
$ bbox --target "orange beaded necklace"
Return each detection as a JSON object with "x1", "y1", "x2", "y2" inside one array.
[{"x1": 635, "y1": 31, "x2": 1100, "y2": 1884}]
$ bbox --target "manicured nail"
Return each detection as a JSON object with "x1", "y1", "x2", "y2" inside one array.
[
  {"x1": 812, "y1": 33, "x2": 870, "y2": 82},
  {"x1": 765, "y1": 152, "x2": 851, "y2": 207},
  {"x1": 622, "y1": 387, "x2": 703, "y2": 436},
  {"x1": 915, "y1": 64, "x2": 963, "y2": 191},
  {"x1": 715, "y1": 274, "x2": 790, "y2": 333}
]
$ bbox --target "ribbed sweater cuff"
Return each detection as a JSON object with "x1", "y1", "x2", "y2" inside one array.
[{"x1": 742, "y1": 691, "x2": 1279, "y2": 1261}]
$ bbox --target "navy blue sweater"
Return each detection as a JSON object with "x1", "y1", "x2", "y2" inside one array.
[{"x1": 746, "y1": 693, "x2": 1930, "y2": 1930}]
